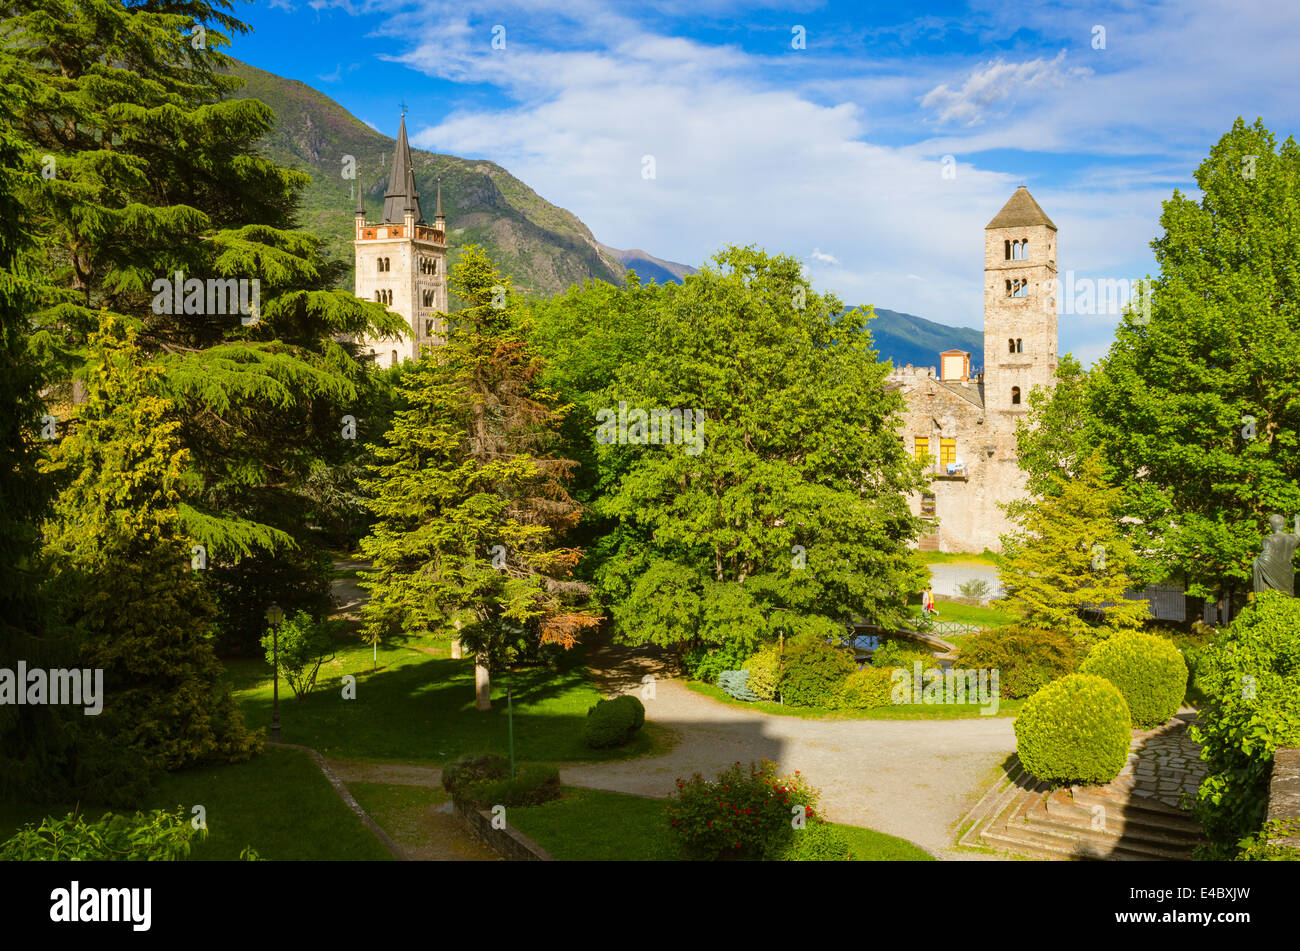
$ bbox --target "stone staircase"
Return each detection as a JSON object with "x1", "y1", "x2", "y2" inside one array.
[{"x1": 959, "y1": 713, "x2": 1208, "y2": 861}]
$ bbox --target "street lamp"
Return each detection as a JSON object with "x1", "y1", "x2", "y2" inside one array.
[{"x1": 266, "y1": 602, "x2": 284, "y2": 743}]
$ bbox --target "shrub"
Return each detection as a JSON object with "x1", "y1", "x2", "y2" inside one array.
[
  {"x1": 615, "y1": 693, "x2": 646, "y2": 732},
  {"x1": 1191, "y1": 592, "x2": 1300, "y2": 856},
  {"x1": 441, "y1": 753, "x2": 508, "y2": 795},
  {"x1": 834, "y1": 667, "x2": 895, "y2": 710},
  {"x1": 665, "y1": 759, "x2": 822, "y2": 860},
  {"x1": 683, "y1": 638, "x2": 755, "y2": 684},
  {"x1": 1079, "y1": 631, "x2": 1187, "y2": 729},
  {"x1": 718, "y1": 669, "x2": 759, "y2": 701},
  {"x1": 260, "y1": 610, "x2": 339, "y2": 699},
  {"x1": 0, "y1": 808, "x2": 202, "y2": 861},
  {"x1": 779, "y1": 634, "x2": 856, "y2": 707},
  {"x1": 957, "y1": 579, "x2": 991, "y2": 600},
  {"x1": 742, "y1": 646, "x2": 780, "y2": 700},
  {"x1": 459, "y1": 764, "x2": 561, "y2": 809},
  {"x1": 870, "y1": 638, "x2": 941, "y2": 673},
  {"x1": 779, "y1": 820, "x2": 855, "y2": 861},
  {"x1": 584, "y1": 696, "x2": 642, "y2": 748},
  {"x1": 1014, "y1": 674, "x2": 1132, "y2": 786},
  {"x1": 956, "y1": 624, "x2": 1081, "y2": 698}
]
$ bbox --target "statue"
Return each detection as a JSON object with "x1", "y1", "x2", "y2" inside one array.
[{"x1": 1252, "y1": 514, "x2": 1300, "y2": 596}]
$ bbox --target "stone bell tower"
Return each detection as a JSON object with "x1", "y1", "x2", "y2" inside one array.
[
  {"x1": 982, "y1": 185, "x2": 1058, "y2": 430},
  {"x1": 353, "y1": 114, "x2": 449, "y2": 368}
]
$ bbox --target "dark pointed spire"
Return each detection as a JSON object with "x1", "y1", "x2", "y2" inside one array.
[
  {"x1": 435, "y1": 176, "x2": 444, "y2": 220},
  {"x1": 355, "y1": 172, "x2": 365, "y2": 217},
  {"x1": 381, "y1": 114, "x2": 422, "y2": 223}
]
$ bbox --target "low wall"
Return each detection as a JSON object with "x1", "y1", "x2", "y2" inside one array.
[
  {"x1": 1266, "y1": 747, "x2": 1300, "y2": 851},
  {"x1": 453, "y1": 799, "x2": 555, "y2": 861}
]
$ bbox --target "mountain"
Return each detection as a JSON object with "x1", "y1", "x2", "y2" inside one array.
[
  {"x1": 227, "y1": 59, "x2": 637, "y2": 296},
  {"x1": 859, "y1": 308, "x2": 984, "y2": 373},
  {"x1": 597, "y1": 243, "x2": 697, "y2": 284}
]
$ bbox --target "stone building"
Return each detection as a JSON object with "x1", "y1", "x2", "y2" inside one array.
[
  {"x1": 353, "y1": 115, "x2": 450, "y2": 368},
  {"x1": 887, "y1": 186, "x2": 1059, "y2": 552}
]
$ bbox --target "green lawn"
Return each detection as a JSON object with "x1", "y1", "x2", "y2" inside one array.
[
  {"x1": 686, "y1": 681, "x2": 1023, "y2": 719},
  {"x1": 907, "y1": 599, "x2": 1017, "y2": 630},
  {"x1": 918, "y1": 551, "x2": 1003, "y2": 566},
  {"x1": 227, "y1": 636, "x2": 671, "y2": 765},
  {"x1": 508, "y1": 786, "x2": 934, "y2": 861},
  {"x1": 0, "y1": 746, "x2": 392, "y2": 860}
]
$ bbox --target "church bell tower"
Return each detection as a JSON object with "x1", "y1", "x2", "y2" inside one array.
[{"x1": 353, "y1": 114, "x2": 449, "y2": 368}]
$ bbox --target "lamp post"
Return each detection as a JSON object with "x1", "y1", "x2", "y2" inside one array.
[{"x1": 266, "y1": 602, "x2": 284, "y2": 743}]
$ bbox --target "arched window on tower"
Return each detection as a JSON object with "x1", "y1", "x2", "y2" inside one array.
[
  {"x1": 1016, "y1": 338, "x2": 1023, "y2": 353},
  {"x1": 1008, "y1": 338, "x2": 1016, "y2": 354},
  {"x1": 391, "y1": 350, "x2": 398, "y2": 366},
  {"x1": 1011, "y1": 386, "x2": 1021, "y2": 405},
  {"x1": 1019, "y1": 239, "x2": 1028, "y2": 258},
  {"x1": 1005, "y1": 279, "x2": 1013, "y2": 297},
  {"x1": 1004, "y1": 239, "x2": 1011, "y2": 260}
]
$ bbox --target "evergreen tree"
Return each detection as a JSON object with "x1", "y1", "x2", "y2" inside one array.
[
  {"x1": 0, "y1": 116, "x2": 68, "y2": 798},
  {"x1": 1, "y1": 0, "x2": 405, "y2": 633},
  {"x1": 40, "y1": 314, "x2": 259, "y2": 802},
  {"x1": 998, "y1": 450, "x2": 1151, "y2": 644},
  {"x1": 359, "y1": 247, "x2": 596, "y2": 709},
  {"x1": 590, "y1": 246, "x2": 927, "y2": 652}
]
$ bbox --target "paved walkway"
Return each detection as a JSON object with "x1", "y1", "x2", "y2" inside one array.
[{"x1": 1113, "y1": 711, "x2": 1206, "y2": 809}]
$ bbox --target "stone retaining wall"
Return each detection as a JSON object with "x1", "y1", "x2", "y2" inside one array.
[
  {"x1": 453, "y1": 799, "x2": 555, "y2": 861},
  {"x1": 1266, "y1": 747, "x2": 1300, "y2": 851}
]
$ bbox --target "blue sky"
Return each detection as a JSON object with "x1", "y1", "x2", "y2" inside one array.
[{"x1": 231, "y1": 0, "x2": 1300, "y2": 365}]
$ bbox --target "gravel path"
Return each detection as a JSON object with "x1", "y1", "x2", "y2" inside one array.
[{"x1": 561, "y1": 680, "x2": 1015, "y2": 859}]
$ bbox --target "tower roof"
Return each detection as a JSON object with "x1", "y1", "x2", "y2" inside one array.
[
  {"x1": 985, "y1": 186, "x2": 1056, "y2": 231},
  {"x1": 381, "y1": 115, "x2": 423, "y2": 224},
  {"x1": 435, "y1": 177, "x2": 444, "y2": 219}
]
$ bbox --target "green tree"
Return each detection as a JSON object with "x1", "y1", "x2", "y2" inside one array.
[
  {"x1": 1040, "y1": 119, "x2": 1300, "y2": 602},
  {"x1": 589, "y1": 245, "x2": 927, "y2": 653},
  {"x1": 41, "y1": 314, "x2": 259, "y2": 802},
  {"x1": 998, "y1": 449, "x2": 1151, "y2": 644},
  {"x1": 1, "y1": 0, "x2": 405, "y2": 636},
  {"x1": 358, "y1": 247, "x2": 596, "y2": 709}
]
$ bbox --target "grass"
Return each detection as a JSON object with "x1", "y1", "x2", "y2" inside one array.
[
  {"x1": 685, "y1": 681, "x2": 1023, "y2": 719},
  {"x1": 0, "y1": 746, "x2": 393, "y2": 860},
  {"x1": 227, "y1": 635, "x2": 671, "y2": 765},
  {"x1": 507, "y1": 786, "x2": 934, "y2": 861},
  {"x1": 906, "y1": 598, "x2": 1017, "y2": 630}
]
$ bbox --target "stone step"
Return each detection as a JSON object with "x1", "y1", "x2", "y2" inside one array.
[
  {"x1": 1023, "y1": 795, "x2": 1200, "y2": 856},
  {"x1": 979, "y1": 787, "x2": 1198, "y2": 861},
  {"x1": 1043, "y1": 790, "x2": 1203, "y2": 839},
  {"x1": 1069, "y1": 784, "x2": 1199, "y2": 823}
]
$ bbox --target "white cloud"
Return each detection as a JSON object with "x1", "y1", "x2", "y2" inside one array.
[
  {"x1": 810, "y1": 248, "x2": 839, "y2": 265},
  {"x1": 920, "y1": 51, "x2": 1090, "y2": 126}
]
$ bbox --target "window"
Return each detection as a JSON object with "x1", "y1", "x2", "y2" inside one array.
[
  {"x1": 940, "y1": 438, "x2": 956, "y2": 468},
  {"x1": 425, "y1": 319, "x2": 434, "y2": 337},
  {"x1": 921, "y1": 492, "x2": 936, "y2": 517},
  {"x1": 1004, "y1": 239, "x2": 1011, "y2": 260},
  {"x1": 1008, "y1": 338, "x2": 1016, "y2": 354},
  {"x1": 1011, "y1": 386, "x2": 1021, "y2": 405},
  {"x1": 1016, "y1": 338, "x2": 1023, "y2": 353},
  {"x1": 914, "y1": 436, "x2": 929, "y2": 462},
  {"x1": 391, "y1": 350, "x2": 398, "y2": 365}
]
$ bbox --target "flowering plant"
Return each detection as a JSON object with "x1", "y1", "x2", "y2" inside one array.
[{"x1": 664, "y1": 759, "x2": 822, "y2": 860}]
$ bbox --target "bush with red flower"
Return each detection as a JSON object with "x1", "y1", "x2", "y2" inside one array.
[{"x1": 664, "y1": 759, "x2": 831, "y2": 860}]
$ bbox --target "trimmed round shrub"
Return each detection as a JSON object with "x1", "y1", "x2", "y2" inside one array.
[
  {"x1": 611, "y1": 693, "x2": 645, "y2": 732},
  {"x1": 956, "y1": 624, "x2": 1082, "y2": 699},
  {"x1": 1014, "y1": 674, "x2": 1132, "y2": 786},
  {"x1": 1079, "y1": 631, "x2": 1187, "y2": 729},
  {"x1": 460, "y1": 764, "x2": 561, "y2": 809},
  {"x1": 584, "y1": 696, "x2": 640, "y2": 748},
  {"x1": 834, "y1": 667, "x2": 895, "y2": 710},
  {"x1": 442, "y1": 753, "x2": 508, "y2": 795},
  {"x1": 742, "y1": 646, "x2": 780, "y2": 701},
  {"x1": 779, "y1": 635, "x2": 856, "y2": 707},
  {"x1": 780, "y1": 821, "x2": 855, "y2": 861}
]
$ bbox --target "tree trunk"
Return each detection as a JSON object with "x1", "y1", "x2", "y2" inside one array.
[
  {"x1": 451, "y1": 639, "x2": 463, "y2": 659},
  {"x1": 475, "y1": 653, "x2": 491, "y2": 710}
]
